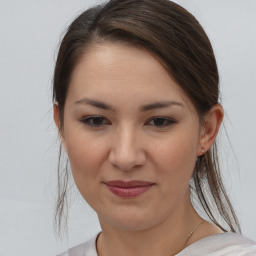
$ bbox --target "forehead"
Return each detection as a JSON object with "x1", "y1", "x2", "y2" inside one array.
[{"x1": 67, "y1": 42, "x2": 194, "y2": 111}]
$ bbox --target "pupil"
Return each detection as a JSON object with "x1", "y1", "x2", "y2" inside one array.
[
  {"x1": 94, "y1": 117, "x2": 103, "y2": 124},
  {"x1": 154, "y1": 118, "x2": 164, "y2": 126}
]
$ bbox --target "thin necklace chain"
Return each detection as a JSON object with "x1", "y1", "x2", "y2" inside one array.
[
  {"x1": 182, "y1": 220, "x2": 204, "y2": 248},
  {"x1": 100, "y1": 220, "x2": 204, "y2": 256}
]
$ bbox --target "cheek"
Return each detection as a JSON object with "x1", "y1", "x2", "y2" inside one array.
[
  {"x1": 152, "y1": 132, "x2": 198, "y2": 188},
  {"x1": 156, "y1": 133, "x2": 197, "y2": 163},
  {"x1": 64, "y1": 133, "x2": 108, "y2": 208},
  {"x1": 67, "y1": 139, "x2": 102, "y2": 170},
  {"x1": 63, "y1": 126, "x2": 108, "y2": 188}
]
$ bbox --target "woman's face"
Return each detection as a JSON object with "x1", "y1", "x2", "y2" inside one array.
[{"x1": 57, "y1": 43, "x2": 205, "y2": 231}]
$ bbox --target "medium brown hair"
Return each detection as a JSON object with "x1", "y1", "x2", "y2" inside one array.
[{"x1": 53, "y1": 0, "x2": 240, "y2": 237}]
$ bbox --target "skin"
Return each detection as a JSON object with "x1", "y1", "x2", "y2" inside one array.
[{"x1": 54, "y1": 43, "x2": 224, "y2": 256}]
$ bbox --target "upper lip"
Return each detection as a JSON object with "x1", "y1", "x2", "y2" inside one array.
[{"x1": 104, "y1": 180, "x2": 155, "y2": 188}]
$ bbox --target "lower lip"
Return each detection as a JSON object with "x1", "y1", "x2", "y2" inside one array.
[{"x1": 106, "y1": 184, "x2": 153, "y2": 198}]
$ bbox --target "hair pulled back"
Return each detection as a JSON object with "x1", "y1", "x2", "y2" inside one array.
[{"x1": 53, "y1": 0, "x2": 240, "y2": 237}]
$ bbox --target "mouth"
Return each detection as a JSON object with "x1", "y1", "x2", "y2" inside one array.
[{"x1": 103, "y1": 180, "x2": 155, "y2": 198}]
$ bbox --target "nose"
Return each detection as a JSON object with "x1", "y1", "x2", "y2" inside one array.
[{"x1": 108, "y1": 126, "x2": 147, "y2": 171}]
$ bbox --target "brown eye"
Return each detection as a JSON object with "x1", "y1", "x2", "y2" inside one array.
[
  {"x1": 81, "y1": 116, "x2": 110, "y2": 127},
  {"x1": 147, "y1": 117, "x2": 177, "y2": 127}
]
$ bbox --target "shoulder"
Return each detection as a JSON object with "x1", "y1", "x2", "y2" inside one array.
[
  {"x1": 177, "y1": 232, "x2": 256, "y2": 256},
  {"x1": 57, "y1": 233, "x2": 99, "y2": 256}
]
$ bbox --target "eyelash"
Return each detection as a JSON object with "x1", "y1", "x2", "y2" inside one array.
[
  {"x1": 80, "y1": 116, "x2": 177, "y2": 128},
  {"x1": 147, "y1": 117, "x2": 177, "y2": 127},
  {"x1": 80, "y1": 116, "x2": 110, "y2": 127}
]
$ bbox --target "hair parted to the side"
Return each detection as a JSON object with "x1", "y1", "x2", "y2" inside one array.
[{"x1": 52, "y1": 0, "x2": 241, "y2": 238}]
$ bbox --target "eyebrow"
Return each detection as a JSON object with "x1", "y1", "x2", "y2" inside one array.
[
  {"x1": 74, "y1": 98, "x2": 115, "y2": 111},
  {"x1": 74, "y1": 97, "x2": 184, "y2": 111},
  {"x1": 139, "y1": 101, "x2": 184, "y2": 111}
]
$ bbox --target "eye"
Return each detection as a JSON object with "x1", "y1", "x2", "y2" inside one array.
[
  {"x1": 146, "y1": 117, "x2": 177, "y2": 127},
  {"x1": 80, "y1": 116, "x2": 110, "y2": 127}
]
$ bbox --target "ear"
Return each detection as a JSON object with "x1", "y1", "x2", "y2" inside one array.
[
  {"x1": 53, "y1": 103, "x2": 67, "y2": 151},
  {"x1": 197, "y1": 104, "x2": 224, "y2": 156}
]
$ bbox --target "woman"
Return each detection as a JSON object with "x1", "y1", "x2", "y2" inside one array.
[{"x1": 53, "y1": 0, "x2": 256, "y2": 255}]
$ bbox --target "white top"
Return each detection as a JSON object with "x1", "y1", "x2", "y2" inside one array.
[{"x1": 57, "y1": 232, "x2": 256, "y2": 256}]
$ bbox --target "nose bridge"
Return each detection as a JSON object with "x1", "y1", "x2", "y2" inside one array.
[{"x1": 109, "y1": 123, "x2": 146, "y2": 170}]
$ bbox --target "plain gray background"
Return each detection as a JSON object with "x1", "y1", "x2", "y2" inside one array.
[{"x1": 0, "y1": 0, "x2": 255, "y2": 255}]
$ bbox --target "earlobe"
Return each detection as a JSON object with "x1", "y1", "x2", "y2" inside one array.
[
  {"x1": 198, "y1": 104, "x2": 224, "y2": 156},
  {"x1": 53, "y1": 103, "x2": 67, "y2": 151}
]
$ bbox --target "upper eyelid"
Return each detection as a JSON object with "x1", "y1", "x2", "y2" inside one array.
[
  {"x1": 80, "y1": 116, "x2": 110, "y2": 125},
  {"x1": 81, "y1": 115, "x2": 108, "y2": 120},
  {"x1": 80, "y1": 116, "x2": 176, "y2": 126},
  {"x1": 145, "y1": 116, "x2": 177, "y2": 122},
  {"x1": 81, "y1": 115, "x2": 176, "y2": 122},
  {"x1": 81, "y1": 115, "x2": 175, "y2": 120}
]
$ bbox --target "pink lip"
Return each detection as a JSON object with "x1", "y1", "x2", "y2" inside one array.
[{"x1": 103, "y1": 180, "x2": 155, "y2": 198}]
